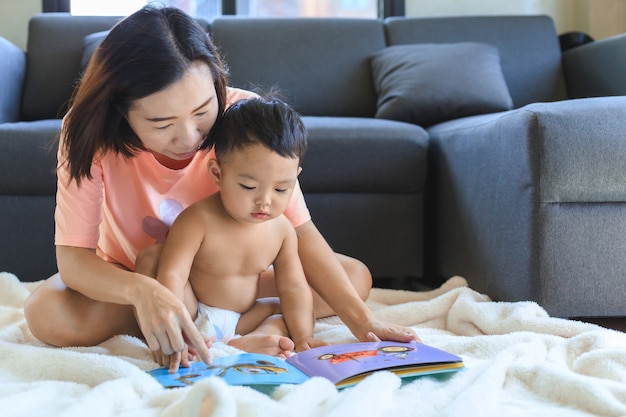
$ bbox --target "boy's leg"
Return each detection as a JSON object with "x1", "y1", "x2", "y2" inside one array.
[
  {"x1": 234, "y1": 297, "x2": 282, "y2": 335},
  {"x1": 228, "y1": 298, "x2": 294, "y2": 356}
]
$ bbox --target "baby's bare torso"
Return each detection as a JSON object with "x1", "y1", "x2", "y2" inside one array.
[{"x1": 187, "y1": 196, "x2": 290, "y2": 313}]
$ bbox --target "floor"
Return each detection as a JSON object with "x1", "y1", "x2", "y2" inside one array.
[{"x1": 373, "y1": 277, "x2": 626, "y2": 333}]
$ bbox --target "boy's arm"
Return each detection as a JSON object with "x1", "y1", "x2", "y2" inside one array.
[
  {"x1": 154, "y1": 207, "x2": 209, "y2": 372},
  {"x1": 273, "y1": 221, "x2": 320, "y2": 350},
  {"x1": 157, "y1": 208, "x2": 203, "y2": 300}
]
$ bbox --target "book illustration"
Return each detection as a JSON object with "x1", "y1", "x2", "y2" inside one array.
[
  {"x1": 149, "y1": 354, "x2": 309, "y2": 389},
  {"x1": 316, "y1": 344, "x2": 415, "y2": 364},
  {"x1": 286, "y1": 341, "x2": 463, "y2": 388},
  {"x1": 148, "y1": 341, "x2": 464, "y2": 390}
]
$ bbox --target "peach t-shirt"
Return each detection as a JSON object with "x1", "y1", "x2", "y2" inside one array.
[{"x1": 54, "y1": 89, "x2": 311, "y2": 271}]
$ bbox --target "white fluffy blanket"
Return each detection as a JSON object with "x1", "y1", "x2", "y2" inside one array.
[{"x1": 1, "y1": 272, "x2": 626, "y2": 417}]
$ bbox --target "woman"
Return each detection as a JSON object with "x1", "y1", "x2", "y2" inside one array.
[{"x1": 24, "y1": 5, "x2": 418, "y2": 364}]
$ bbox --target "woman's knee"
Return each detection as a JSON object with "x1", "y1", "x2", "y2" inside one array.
[
  {"x1": 24, "y1": 282, "x2": 73, "y2": 347},
  {"x1": 23, "y1": 275, "x2": 120, "y2": 347},
  {"x1": 340, "y1": 255, "x2": 373, "y2": 301}
]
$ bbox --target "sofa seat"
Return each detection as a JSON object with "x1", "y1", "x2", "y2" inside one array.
[{"x1": 300, "y1": 117, "x2": 428, "y2": 278}]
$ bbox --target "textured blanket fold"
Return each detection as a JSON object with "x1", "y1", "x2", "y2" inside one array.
[{"x1": 1, "y1": 271, "x2": 625, "y2": 417}]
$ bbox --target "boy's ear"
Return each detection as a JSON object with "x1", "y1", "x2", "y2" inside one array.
[
  {"x1": 297, "y1": 166, "x2": 302, "y2": 176},
  {"x1": 208, "y1": 158, "x2": 222, "y2": 186}
]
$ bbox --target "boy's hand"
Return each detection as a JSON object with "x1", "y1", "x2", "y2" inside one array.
[{"x1": 294, "y1": 335, "x2": 330, "y2": 352}]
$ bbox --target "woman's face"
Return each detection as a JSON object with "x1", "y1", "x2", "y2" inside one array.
[{"x1": 126, "y1": 61, "x2": 218, "y2": 167}]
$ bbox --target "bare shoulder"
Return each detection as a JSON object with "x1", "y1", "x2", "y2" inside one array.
[
  {"x1": 273, "y1": 214, "x2": 297, "y2": 240},
  {"x1": 173, "y1": 195, "x2": 220, "y2": 226}
]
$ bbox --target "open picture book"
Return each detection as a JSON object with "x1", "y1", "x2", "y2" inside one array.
[{"x1": 148, "y1": 341, "x2": 464, "y2": 390}]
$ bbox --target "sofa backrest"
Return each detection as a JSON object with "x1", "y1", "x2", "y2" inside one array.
[
  {"x1": 211, "y1": 17, "x2": 385, "y2": 117},
  {"x1": 22, "y1": 13, "x2": 566, "y2": 121},
  {"x1": 23, "y1": 13, "x2": 121, "y2": 121},
  {"x1": 384, "y1": 15, "x2": 567, "y2": 108}
]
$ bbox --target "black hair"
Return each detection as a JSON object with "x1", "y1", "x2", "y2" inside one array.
[
  {"x1": 62, "y1": 5, "x2": 228, "y2": 184},
  {"x1": 211, "y1": 95, "x2": 307, "y2": 162}
]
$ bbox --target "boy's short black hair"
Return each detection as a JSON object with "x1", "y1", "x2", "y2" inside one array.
[{"x1": 210, "y1": 95, "x2": 307, "y2": 161}]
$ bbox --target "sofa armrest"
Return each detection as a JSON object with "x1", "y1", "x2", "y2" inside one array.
[
  {"x1": 0, "y1": 37, "x2": 26, "y2": 123},
  {"x1": 562, "y1": 33, "x2": 626, "y2": 98}
]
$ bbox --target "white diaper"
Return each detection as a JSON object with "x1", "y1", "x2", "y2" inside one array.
[{"x1": 194, "y1": 302, "x2": 241, "y2": 343}]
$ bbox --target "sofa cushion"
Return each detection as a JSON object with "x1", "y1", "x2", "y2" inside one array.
[
  {"x1": 298, "y1": 117, "x2": 428, "y2": 193},
  {"x1": 371, "y1": 43, "x2": 513, "y2": 127},
  {"x1": 0, "y1": 37, "x2": 26, "y2": 123},
  {"x1": 22, "y1": 14, "x2": 121, "y2": 121},
  {"x1": 384, "y1": 16, "x2": 567, "y2": 108},
  {"x1": 211, "y1": 18, "x2": 385, "y2": 117},
  {"x1": 81, "y1": 30, "x2": 109, "y2": 71},
  {"x1": 0, "y1": 119, "x2": 60, "y2": 195}
]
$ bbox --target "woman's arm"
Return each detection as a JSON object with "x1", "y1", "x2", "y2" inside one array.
[
  {"x1": 295, "y1": 220, "x2": 420, "y2": 343},
  {"x1": 56, "y1": 245, "x2": 211, "y2": 362}
]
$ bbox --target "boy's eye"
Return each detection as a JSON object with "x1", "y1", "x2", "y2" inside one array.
[
  {"x1": 275, "y1": 188, "x2": 288, "y2": 193},
  {"x1": 239, "y1": 184, "x2": 255, "y2": 190}
]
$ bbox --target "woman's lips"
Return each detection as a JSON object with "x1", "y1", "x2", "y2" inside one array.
[{"x1": 173, "y1": 150, "x2": 197, "y2": 159}]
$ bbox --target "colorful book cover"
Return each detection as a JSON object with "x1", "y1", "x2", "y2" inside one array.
[
  {"x1": 149, "y1": 353, "x2": 309, "y2": 389},
  {"x1": 285, "y1": 341, "x2": 464, "y2": 388},
  {"x1": 148, "y1": 341, "x2": 464, "y2": 390}
]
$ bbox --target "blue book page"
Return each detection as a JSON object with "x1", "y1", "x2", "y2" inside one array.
[
  {"x1": 286, "y1": 341, "x2": 463, "y2": 386},
  {"x1": 149, "y1": 353, "x2": 310, "y2": 388}
]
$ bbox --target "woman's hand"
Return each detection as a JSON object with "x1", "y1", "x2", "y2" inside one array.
[
  {"x1": 357, "y1": 319, "x2": 421, "y2": 344},
  {"x1": 133, "y1": 278, "x2": 212, "y2": 365}
]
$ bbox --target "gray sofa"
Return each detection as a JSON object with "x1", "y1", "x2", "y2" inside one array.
[{"x1": 1, "y1": 13, "x2": 625, "y2": 319}]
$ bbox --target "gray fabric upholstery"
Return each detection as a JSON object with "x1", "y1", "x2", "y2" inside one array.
[
  {"x1": 0, "y1": 119, "x2": 60, "y2": 194},
  {"x1": 0, "y1": 195, "x2": 56, "y2": 282},
  {"x1": 81, "y1": 30, "x2": 109, "y2": 71},
  {"x1": 23, "y1": 14, "x2": 121, "y2": 120},
  {"x1": 211, "y1": 18, "x2": 385, "y2": 117},
  {"x1": 371, "y1": 43, "x2": 513, "y2": 126},
  {"x1": 0, "y1": 37, "x2": 26, "y2": 124},
  {"x1": 384, "y1": 15, "x2": 567, "y2": 108},
  {"x1": 427, "y1": 97, "x2": 626, "y2": 317},
  {"x1": 300, "y1": 116, "x2": 428, "y2": 278},
  {"x1": 562, "y1": 33, "x2": 626, "y2": 98},
  {"x1": 0, "y1": 120, "x2": 60, "y2": 282},
  {"x1": 299, "y1": 117, "x2": 427, "y2": 192}
]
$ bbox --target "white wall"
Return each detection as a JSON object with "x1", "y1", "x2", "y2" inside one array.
[
  {"x1": 406, "y1": 0, "x2": 626, "y2": 40},
  {"x1": 0, "y1": 0, "x2": 41, "y2": 50}
]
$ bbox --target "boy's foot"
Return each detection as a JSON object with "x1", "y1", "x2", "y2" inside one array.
[{"x1": 228, "y1": 334, "x2": 295, "y2": 358}]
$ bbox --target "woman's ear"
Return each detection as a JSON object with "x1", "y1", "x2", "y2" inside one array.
[
  {"x1": 208, "y1": 158, "x2": 222, "y2": 186},
  {"x1": 297, "y1": 166, "x2": 302, "y2": 176}
]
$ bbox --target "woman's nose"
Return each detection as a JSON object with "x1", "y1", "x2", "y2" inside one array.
[{"x1": 177, "y1": 122, "x2": 203, "y2": 147}]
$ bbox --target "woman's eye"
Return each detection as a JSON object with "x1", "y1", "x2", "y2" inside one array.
[
  {"x1": 156, "y1": 125, "x2": 171, "y2": 130},
  {"x1": 195, "y1": 111, "x2": 209, "y2": 117}
]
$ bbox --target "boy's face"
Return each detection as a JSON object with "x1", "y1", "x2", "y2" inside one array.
[{"x1": 209, "y1": 143, "x2": 301, "y2": 224}]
